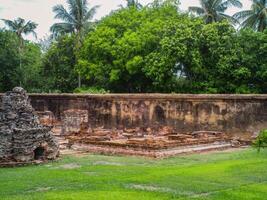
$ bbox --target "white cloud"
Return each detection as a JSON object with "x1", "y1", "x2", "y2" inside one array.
[{"x1": 0, "y1": 0, "x2": 252, "y2": 41}]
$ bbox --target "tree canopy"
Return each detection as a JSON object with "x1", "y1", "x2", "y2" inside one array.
[
  {"x1": 76, "y1": 3, "x2": 267, "y2": 93},
  {"x1": 0, "y1": 30, "x2": 42, "y2": 92},
  {"x1": 0, "y1": 0, "x2": 266, "y2": 94}
]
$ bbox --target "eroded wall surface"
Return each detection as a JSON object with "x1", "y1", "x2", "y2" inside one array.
[{"x1": 12, "y1": 94, "x2": 265, "y2": 139}]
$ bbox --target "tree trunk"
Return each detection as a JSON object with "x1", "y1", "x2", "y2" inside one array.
[
  {"x1": 19, "y1": 37, "x2": 23, "y2": 87},
  {"x1": 78, "y1": 74, "x2": 81, "y2": 88},
  {"x1": 76, "y1": 30, "x2": 82, "y2": 88}
]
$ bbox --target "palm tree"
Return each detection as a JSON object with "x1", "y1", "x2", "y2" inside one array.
[
  {"x1": 189, "y1": 0, "x2": 243, "y2": 24},
  {"x1": 1, "y1": 17, "x2": 38, "y2": 87},
  {"x1": 120, "y1": 0, "x2": 143, "y2": 9},
  {"x1": 50, "y1": 0, "x2": 99, "y2": 88},
  {"x1": 233, "y1": 0, "x2": 267, "y2": 31},
  {"x1": 1, "y1": 18, "x2": 37, "y2": 43}
]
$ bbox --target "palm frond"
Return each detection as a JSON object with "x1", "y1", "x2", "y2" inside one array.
[
  {"x1": 189, "y1": 0, "x2": 244, "y2": 24},
  {"x1": 212, "y1": 0, "x2": 224, "y2": 9},
  {"x1": 50, "y1": 22, "x2": 75, "y2": 38},
  {"x1": 1, "y1": 19, "x2": 16, "y2": 31},
  {"x1": 23, "y1": 21, "x2": 38, "y2": 38},
  {"x1": 81, "y1": 0, "x2": 89, "y2": 15},
  {"x1": 199, "y1": 0, "x2": 207, "y2": 11},
  {"x1": 216, "y1": 0, "x2": 242, "y2": 14},
  {"x1": 125, "y1": 0, "x2": 143, "y2": 9},
  {"x1": 225, "y1": 0, "x2": 243, "y2": 8},
  {"x1": 51, "y1": 0, "x2": 98, "y2": 37},
  {"x1": 16, "y1": 18, "x2": 25, "y2": 28},
  {"x1": 234, "y1": 0, "x2": 266, "y2": 31},
  {"x1": 219, "y1": 12, "x2": 240, "y2": 24},
  {"x1": 240, "y1": 14, "x2": 258, "y2": 30},
  {"x1": 67, "y1": 0, "x2": 78, "y2": 16},
  {"x1": 2, "y1": 18, "x2": 37, "y2": 38},
  {"x1": 84, "y1": 5, "x2": 100, "y2": 21},
  {"x1": 53, "y1": 4, "x2": 76, "y2": 24},
  {"x1": 233, "y1": 10, "x2": 254, "y2": 20},
  {"x1": 188, "y1": 6, "x2": 205, "y2": 15}
]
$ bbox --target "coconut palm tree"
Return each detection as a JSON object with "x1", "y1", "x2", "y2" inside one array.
[
  {"x1": 1, "y1": 17, "x2": 38, "y2": 87},
  {"x1": 189, "y1": 0, "x2": 243, "y2": 24},
  {"x1": 233, "y1": 0, "x2": 267, "y2": 31},
  {"x1": 51, "y1": 0, "x2": 99, "y2": 39},
  {"x1": 50, "y1": 0, "x2": 99, "y2": 88},
  {"x1": 1, "y1": 18, "x2": 37, "y2": 41}
]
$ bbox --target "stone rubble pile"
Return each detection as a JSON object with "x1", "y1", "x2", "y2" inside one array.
[
  {"x1": 67, "y1": 125, "x2": 231, "y2": 150},
  {"x1": 0, "y1": 87, "x2": 59, "y2": 163}
]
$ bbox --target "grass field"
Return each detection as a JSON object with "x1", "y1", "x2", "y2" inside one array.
[{"x1": 1, "y1": 148, "x2": 267, "y2": 200}]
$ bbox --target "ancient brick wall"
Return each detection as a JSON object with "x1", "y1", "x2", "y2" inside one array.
[{"x1": 1, "y1": 94, "x2": 267, "y2": 138}]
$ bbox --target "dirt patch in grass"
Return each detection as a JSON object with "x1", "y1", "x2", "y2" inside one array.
[
  {"x1": 126, "y1": 184, "x2": 174, "y2": 193},
  {"x1": 35, "y1": 187, "x2": 52, "y2": 192},
  {"x1": 27, "y1": 187, "x2": 53, "y2": 193},
  {"x1": 54, "y1": 163, "x2": 81, "y2": 169},
  {"x1": 82, "y1": 171, "x2": 98, "y2": 176},
  {"x1": 126, "y1": 184, "x2": 198, "y2": 196},
  {"x1": 92, "y1": 161, "x2": 124, "y2": 166}
]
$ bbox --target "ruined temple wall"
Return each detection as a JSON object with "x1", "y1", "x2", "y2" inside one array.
[{"x1": 1, "y1": 94, "x2": 267, "y2": 137}]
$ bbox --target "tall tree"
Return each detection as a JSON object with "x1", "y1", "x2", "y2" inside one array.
[
  {"x1": 233, "y1": 0, "x2": 267, "y2": 31},
  {"x1": 0, "y1": 30, "x2": 20, "y2": 91},
  {"x1": 50, "y1": 0, "x2": 99, "y2": 88},
  {"x1": 189, "y1": 0, "x2": 242, "y2": 24},
  {"x1": 1, "y1": 18, "x2": 38, "y2": 87},
  {"x1": 77, "y1": 3, "x2": 185, "y2": 92},
  {"x1": 42, "y1": 35, "x2": 77, "y2": 93}
]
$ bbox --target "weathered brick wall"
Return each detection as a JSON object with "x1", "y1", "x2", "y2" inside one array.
[{"x1": 2, "y1": 94, "x2": 267, "y2": 138}]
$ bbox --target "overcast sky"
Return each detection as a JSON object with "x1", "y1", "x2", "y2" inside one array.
[{"x1": 0, "y1": 0, "x2": 252, "y2": 41}]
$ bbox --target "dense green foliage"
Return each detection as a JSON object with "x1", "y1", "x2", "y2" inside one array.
[
  {"x1": 77, "y1": 5, "x2": 267, "y2": 93},
  {"x1": 74, "y1": 86, "x2": 109, "y2": 94},
  {"x1": 0, "y1": 0, "x2": 266, "y2": 93},
  {"x1": 78, "y1": 5, "x2": 183, "y2": 92},
  {"x1": 20, "y1": 42, "x2": 43, "y2": 92},
  {"x1": 0, "y1": 30, "x2": 42, "y2": 92},
  {"x1": 0, "y1": 149, "x2": 267, "y2": 199},
  {"x1": 50, "y1": 0, "x2": 99, "y2": 88},
  {"x1": 41, "y1": 35, "x2": 77, "y2": 93},
  {"x1": 0, "y1": 31, "x2": 20, "y2": 91}
]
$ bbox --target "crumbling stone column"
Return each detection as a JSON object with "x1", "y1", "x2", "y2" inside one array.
[{"x1": 0, "y1": 87, "x2": 59, "y2": 164}]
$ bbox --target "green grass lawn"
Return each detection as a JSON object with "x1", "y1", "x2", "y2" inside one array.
[{"x1": 1, "y1": 148, "x2": 267, "y2": 200}]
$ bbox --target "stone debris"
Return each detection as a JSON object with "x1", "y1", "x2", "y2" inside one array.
[
  {"x1": 71, "y1": 142, "x2": 233, "y2": 158},
  {"x1": 0, "y1": 87, "x2": 59, "y2": 164},
  {"x1": 65, "y1": 124, "x2": 235, "y2": 158},
  {"x1": 67, "y1": 126, "x2": 231, "y2": 151}
]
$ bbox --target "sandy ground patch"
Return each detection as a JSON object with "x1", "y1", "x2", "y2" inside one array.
[
  {"x1": 52, "y1": 163, "x2": 81, "y2": 169},
  {"x1": 92, "y1": 161, "x2": 124, "y2": 166}
]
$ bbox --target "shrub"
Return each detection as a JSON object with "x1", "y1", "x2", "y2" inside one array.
[
  {"x1": 73, "y1": 87, "x2": 109, "y2": 94},
  {"x1": 253, "y1": 129, "x2": 267, "y2": 152}
]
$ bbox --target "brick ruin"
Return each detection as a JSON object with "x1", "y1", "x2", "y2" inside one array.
[
  {"x1": 22, "y1": 94, "x2": 267, "y2": 157},
  {"x1": 0, "y1": 88, "x2": 59, "y2": 166}
]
